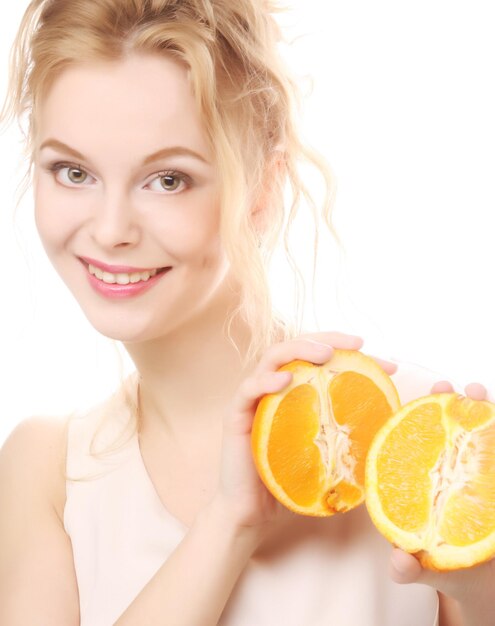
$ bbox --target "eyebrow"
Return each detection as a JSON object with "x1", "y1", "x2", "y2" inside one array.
[{"x1": 38, "y1": 138, "x2": 209, "y2": 165}]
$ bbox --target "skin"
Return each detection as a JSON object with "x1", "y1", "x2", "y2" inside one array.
[
  {"x1": 31, "y1": 51, "x2": 492, "y2": 624},
  {"x1": 33, "y1": 52, "x2": 254, "y2": 453}
]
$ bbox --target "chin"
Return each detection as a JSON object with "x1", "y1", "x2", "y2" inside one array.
[
  {"x1": 77, "y1": 306, "x2": 164, "y2": 343},
  {"x1": 80, "y1": 301, "x2": 198, "y2": 345}
]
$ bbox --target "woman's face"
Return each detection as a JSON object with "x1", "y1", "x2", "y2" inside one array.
[{"x1": 33, "y1": 53, "x2": 229, "y2": 342}]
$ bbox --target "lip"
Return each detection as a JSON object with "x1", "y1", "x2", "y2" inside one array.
[
  {"x1": 79, "y1": 255, "x2": 166, "y2": 274},
  {"x1": 82, "y1": 262, "x2": 172, "y2": 299}
]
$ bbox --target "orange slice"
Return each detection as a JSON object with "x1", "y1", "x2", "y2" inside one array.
[
  {"x1": 365, "y1": 393, "x2": 495, "y2": 570},
  {"x1": 251, "y1": 349, "x2": 400, "y2": 516}
]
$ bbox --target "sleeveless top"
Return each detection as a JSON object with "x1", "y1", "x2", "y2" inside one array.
[{"x1": 64, "y1": 362, "x2": 444, "y2": 626}]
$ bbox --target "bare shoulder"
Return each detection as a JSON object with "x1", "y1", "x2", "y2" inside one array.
[
  {"x1": 0, "y1": 414, "x2": 70, "y2": 522},
  {"x1": 0, "y1": 415, "x2": 80, "y2": 622}
]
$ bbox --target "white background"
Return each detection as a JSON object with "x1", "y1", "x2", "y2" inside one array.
[{"x1": 1, "y1": 1, "x2": 494, "y2": 445}]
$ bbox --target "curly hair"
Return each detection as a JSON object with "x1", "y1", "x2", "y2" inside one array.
[
  {"x1": 1, "y1": 0, "x2": 342, "y2": 465},
  {"x1": 1, "y1": 0, "x2": 341, "y2": 359}
]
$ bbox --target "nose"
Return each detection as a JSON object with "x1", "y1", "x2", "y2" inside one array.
[{"x1": 90, "y1": 187, "x2": 140, "y2": 249}]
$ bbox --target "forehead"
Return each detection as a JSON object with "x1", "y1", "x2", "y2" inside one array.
[{"x1": 35, "y1": 53, "x2": 211, "y2": 161}]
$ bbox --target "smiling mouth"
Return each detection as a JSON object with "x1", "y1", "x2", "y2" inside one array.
[{"x1": 84, "y1": 262, "x2": 171, "y2": 285}]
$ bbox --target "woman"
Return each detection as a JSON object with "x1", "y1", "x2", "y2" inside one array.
[{"x1": 0, "y1": 1, "x2": 492, "y2": 624}]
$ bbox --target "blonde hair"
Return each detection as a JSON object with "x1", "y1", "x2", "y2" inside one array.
[
  {"x1": 1, "y1": 0, "x2": 342, "y2": 467},
  {"x1": 0, "y1": 0, "x2": 338, "y2": 359}
]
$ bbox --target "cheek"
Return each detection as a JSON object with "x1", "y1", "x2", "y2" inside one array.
[
  {"x1": 153, "y1": 202, "x2": 222, "y2": 262},
  {"x1": 34, "y1": 180, "x2": 83, "y2": 252},
  {"x1": 34, "y1": 181, "x2": 58, "y2": 251}
]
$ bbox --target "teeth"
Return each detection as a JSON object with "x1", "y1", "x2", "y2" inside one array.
[{"x1": 88, "y1": 264, "x2": 159, "y2": 284}]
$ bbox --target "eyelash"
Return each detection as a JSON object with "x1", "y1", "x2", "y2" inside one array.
[{"x1": 45, "y1": 161, "x2": 193, "y2": 194}]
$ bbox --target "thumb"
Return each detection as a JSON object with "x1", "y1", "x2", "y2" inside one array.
[
  {"x1": 390, "y1": 548, "x2": 424, "y2": 584},
  {"x1": 389, "y1": 547, "x2": 494, "y2": 603},
  {"x1": 389, "y1": 548, "x2": 452, "y2": 591}
]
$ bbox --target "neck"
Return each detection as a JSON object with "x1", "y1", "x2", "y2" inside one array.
[{"x1": 122, "y1": 276, "x2": 258, "y2": 443}]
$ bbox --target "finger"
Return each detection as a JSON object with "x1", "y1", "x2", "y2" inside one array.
[
  {"x1": 226, "y1": 370, "x2": 292, "y2": 435},
  {"x1": 368, "y1": 355, "x2": 398, "y2": 376},
  {"x1": 299, "y1": 331, "x2": 364, "y2": 351},
  {"x1": 389, "y1": 548, "x2": 423, "y2": 584},
  {"x1": 389, "y1": 547, "x2": 493, "y2": 603},
  {"x1": 430, "y1": 380, "x2": 455, "y2": 394},
  {"x1": 389, "y1": 548, "x2": 455, "y2": 591},
  {"x1": 257, "y1": 333, "x2": 364, "y2": 375},
  {"x1": 464, "y1": 382, "x2": 487, "y2": 400},
  {"x1": 258, "y1": 338, "x2": 335, "y2": 373}
]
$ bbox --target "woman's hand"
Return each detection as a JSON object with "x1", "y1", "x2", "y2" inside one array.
[
  {"x1": 389, "y1": 380, "x2": 495, "y2": 626},
  {"x1": 212, "y1": 331, "x2": 397, "y2": 537}
]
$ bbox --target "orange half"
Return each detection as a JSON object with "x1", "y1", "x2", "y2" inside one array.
[
  {"x1": 251, "y1": 349, "x2": 400, "y2": 516},
  {"x1": 366, "y1": 393, "x2": 495, "y2": 570}
]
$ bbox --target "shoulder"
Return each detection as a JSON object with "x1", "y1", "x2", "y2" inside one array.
[
  {"x1": 0, "y1": 415, "x2": 70, "y2": 523},
  {"x1": 0, "y1": 417, "x2": 80, "y2": 622}
]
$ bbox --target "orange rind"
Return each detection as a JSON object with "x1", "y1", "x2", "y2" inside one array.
[
  {"x1": 365, "y1": 393, "x2": 495, "y2": 570},
  {"x1": 251, "y1": 349, "x2": 400, "y2": 516}
]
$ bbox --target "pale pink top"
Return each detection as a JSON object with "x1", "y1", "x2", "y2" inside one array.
[{"x1": 64, "y1": 362, "x2": 445, "y2": 625}]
